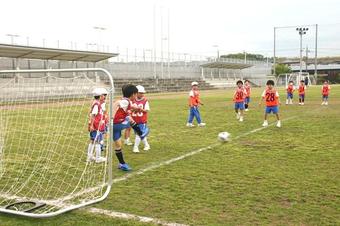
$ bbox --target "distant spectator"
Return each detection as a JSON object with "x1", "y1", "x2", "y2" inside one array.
[{"x1": 304, "y1": 76, "x2": 309, "y2": 86}]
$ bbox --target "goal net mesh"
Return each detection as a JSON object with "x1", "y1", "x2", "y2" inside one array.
[{"x1": 0, "y1": 69, "x2": 112, "y2": 216}]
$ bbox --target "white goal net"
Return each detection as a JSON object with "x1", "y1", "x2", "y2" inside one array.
[{"x1": 0, "y1": 68, "x2": 113, "y2": 217}]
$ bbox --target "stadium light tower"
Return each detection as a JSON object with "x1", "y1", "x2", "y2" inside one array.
[
  {"x1": 212, "y1": 45, "x2": 219, "y2": 60},
  {"x1": 93, "y1": 26, "x2": 106, "y2": 52},
  {"x1": 6, "y1": 34, "x2": 20, "y2": 44},
  {"x1": 296, "y1": 27, "x2": 308, "y2": 75}
]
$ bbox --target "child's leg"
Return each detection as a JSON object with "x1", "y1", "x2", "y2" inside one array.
[
  {"x1": 275, "y1": 113, "x2": 280, "y2": 120},
  {"x1": 188, "y1": 107, "x2": 195, "y2": 123},
  {"x1": 133, "y1": 135, "x2": 141, "y2": 151},
  {"x1": 142, "y1": 137, "x2": 150, "y2": 147},
  {"x1": 193, "y1": 107, "x2": 202, "y2": 124},
  {"x1": 114, "y1": 139, "x2": 126, "y2": 164},
  {"x1": 87, "y1": 140, "x2": 94, "y2": 159},
  {"x1": 124, "y1": 128, "x2": 131, "y2": 144},
  {"x1": 264, "y1": 113, "x2": 268, "y2": 120}
]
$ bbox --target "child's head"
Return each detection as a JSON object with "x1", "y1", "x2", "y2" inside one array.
[
  {"x1": 266, "y1": 80, "x2": 275, "y2": 89},
  {"x1": 92, "y1": 88, "x2": 108, "y2": 102},
  {"x1": 300, "y1": 80, "x2": 305, "y2": 85},
  {"x1": 289, "y1": 81, "x2": 294, "y2": 85},
  {"x1": 191, "y1": 81, "x2": 199, "y2": 90},
  {"x1": 122, "y1": 84, "x2": 138, "y2": 100},
  {"x1": 324, "y1": 80, "x2": 328, "y2": 85},
  {"x1": 136, "y1": 85, "x2": 146, "y2": 98},
  {"x1": 244, "y1": 80, "x2": 249, "y2": 85},
  {"x1": 236, "y1": 80, "x2": 243, "y2": 88}
]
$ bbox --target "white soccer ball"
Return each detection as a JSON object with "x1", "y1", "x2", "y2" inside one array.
[{"x1": 218, "y1": 132, "x2": 230, "y2": 142}]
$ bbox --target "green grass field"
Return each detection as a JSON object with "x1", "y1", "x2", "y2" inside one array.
[{"x1": 0, "y1": 85, "x2": 339, "y2": 225}]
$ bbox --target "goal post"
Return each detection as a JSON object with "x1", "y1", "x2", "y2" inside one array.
[{"x1": 0, "y1": 68, "x2": 114, "y2": 218}]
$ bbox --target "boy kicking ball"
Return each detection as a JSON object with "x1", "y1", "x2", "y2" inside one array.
[
  {"x1": 259, "y1": 80, "x2": 281, "y2": 128},
  {"x1": 233, "y1": 80, "x2": 247, "y2": 122}
]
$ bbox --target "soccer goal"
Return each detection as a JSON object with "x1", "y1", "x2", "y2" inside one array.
[
  {"x1": 0, "y1": 68, "x2": 114, "y2": 218},
  {"x1": 276, "y1": 72, "x2": 316, "y2": 87}
]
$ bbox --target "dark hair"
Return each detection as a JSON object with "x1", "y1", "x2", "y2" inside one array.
[
  {"x1": 300, "y1": 80, "x2": 305, "y2": 83},
  {"x1": 236, "y1": 80, "x2": 243, "y2": 85},
  {"x1": 244, "y1": 80, "x2": 250, "y2": 83},
  {"x1": 122, "y1": 84, "x2": 138, "y2": 98},
  {"x1": 289, "y1": 81, "x2": 294, "y2": 84},
  {"x1": 266, "y1": 80, "x2": 275, "y2": 86},
  {"x1": 94, "y1": 96, "x2": 100, "y2": 100}
]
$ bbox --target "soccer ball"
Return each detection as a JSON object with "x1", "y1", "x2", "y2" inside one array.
[{"x1": 218, "y1": 132, "x2": 230, "y2": 142}]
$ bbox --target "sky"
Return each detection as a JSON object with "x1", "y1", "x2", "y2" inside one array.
[{"x1": 1, "y1": 0, "x2": 340, "y2": 58}]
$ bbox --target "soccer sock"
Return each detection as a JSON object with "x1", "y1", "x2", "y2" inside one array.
[
  {"x1": 245, "y1": 104, "x2": 248, "y2": 109},
  {"x1": 95, "y1": 144, "x2": 101, "y2": 159},
  {"x1": 115, "y1": 149, "x2": 125, "y2": 164},
  {"x1": 134, "y1": 136, "x2": 141, "y2": 149},
  {"x1": 142, "y1": 137, "x2": 149, "y2": 147},
  {"x1": 87, "y1": 143, "x2": 94, "y2": 158},
  {"x1": 131, "y1": 122, "x2": 143, "y2": 137}
]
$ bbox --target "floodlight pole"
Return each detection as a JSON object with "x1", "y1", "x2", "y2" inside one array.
[
  {"x1": 296, "y1": 27, "x2": 308, "y2": 81},
  {"x1": 273, "y1": 27, "x2": 276, "y2": 76},
  {"x1": 314, "y1": 24, "x2": 318, "y2": 77}
]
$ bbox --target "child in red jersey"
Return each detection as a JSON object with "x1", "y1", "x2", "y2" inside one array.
[
  {"x1": 233, "y1": 80, "x2": 247, "y2": 122},
  {"x1": 112, "y1": 84, "x2": 148, "y2": 171},
  {"x1": 259, "y1": 80, "x2": 281, "y2": 128},
  {"x1": 321, "y1": 81, "x2": 331, "y2": 105},
  {"x1": 132, "y1": 85, "x2": 151, "y2": 153},
  {"x1": 244, "y1": 80, "x2": 251, "y2": 111},
  {"x1": 186, "y1": 81, "x2": 206, "y2": 127},
  {"x1": 298, "y1": 80, "x2": 306, "y2": 105},
  {"x1": 286, "y1": 81, "x2": 295, "y2": 105},
  {"x1": 87, "y1": 88, "x2": 108, "y2": 163}
]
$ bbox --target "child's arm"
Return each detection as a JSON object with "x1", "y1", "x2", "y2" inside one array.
[{"x1": 259, "y1": 90, "x2": 265, "y2": 106}]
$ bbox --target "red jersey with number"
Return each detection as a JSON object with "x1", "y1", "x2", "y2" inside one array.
[
  {"x1": 90, "y1": 100, "x2": 105, "y2": 131},
  {"x1": 287, "y1": 84, "x2": 294, "y2": 94},
  {"x1": 233, "y1": 87, "x2": 246, "y2": 103},
  {"x1": 298, "y1": 85, "x2": 305, "y2": 95},
  {"x1": 322, "y1": 85, "x2": 330, "y2": 95},
  {"x1": 262, "y1": 88, "x2": 279, "y2": 107},
  {"x1": 189, "y1": 90, "x2": 200, "y2": 107},
  {"x1": 113, "y1": 98, "x2": 131, "y2": 124},
  {"x1": 244, "y1": 85, "x2": 251, "y2": 97},
  {"x1": 132, "y1": 97, "x2": 149, "y2": 124}
]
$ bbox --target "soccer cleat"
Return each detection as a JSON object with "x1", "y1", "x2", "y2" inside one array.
[
  {"x1": 245, "y1": 108, "x2": 249, "y2": 112},
  {"x1": 118, "y1": 163, "x2": 132, "y2": 171},
  {"x1": 286, "y1": 100, "x2": 289, "y2": 105},
  {"x1": 95, "y1": 157, "x2": 106, "y2": 163},
  {"x1": 124, "y1": 139, "x2": 133, "y2": 146},
  {"x1": 325, "y1": 102, "x2": 328, "y2": 105},
  {"x1": 239, "y1": 117, "x2": 243, "y2": 122},
  {"x1": 186, "y1": 123, "x2": 195, "y2": 127},
  {"x1": 198, "y1": 123, "x2": 206, "y2": 127},
  {"x1": 301, "y1": 103, "x2": 305, "y2": 105},
  {"x1": 132, "y1": 147, "x2": 140, "y2": 153},
  {"x1": 143, "y1": 145, "x2": 151, "y2": 151},
  {"x1": 276, "y1": 120, "x2": 281, "y2": 128},
  {"x1": 299, "y1": 103, "x2": 302, "y2": 105},
  {"x1": 262, "y1": 120, "x2": 268, "y2": 127}
]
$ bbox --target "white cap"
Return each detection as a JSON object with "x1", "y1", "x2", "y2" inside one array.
[
  {"x1": 92, "y1": 87, "x2": 108, "y2": 96},
  {"x1": 136, "y1": 85, "x2": 146, "y2": 93},
  {"x1": 191, "y1": 81, "x2": 199, "y2": 86}
]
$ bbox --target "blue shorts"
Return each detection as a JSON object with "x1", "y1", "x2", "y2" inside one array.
[
  {"x1": 265, "y1": 106, "x2": 279, "y2": 114},
  {"x1": 235, "y1": 102, "x2": 245, "y2": 110},
  {"x1": 113, "y1": 117, "x2": 131, "y2": 141},
  {"x1": 134, "y1": 123, "x2": 150, "y2": 138},
  {"x1": 323, "y1": 95, "x2": 328, "y2": 100},
  {"x1": 287, "y1": 93, "x2": 293, "y2": 99},
  {"x1": 90, "y1": 131, "x2": 104, "y2": 142},
  {"x1": 244, "y1": 97, "x2": 250, "y2": 104},
  {"x1": 299, "y1": 94, "x2": 305, "y2": 99}
]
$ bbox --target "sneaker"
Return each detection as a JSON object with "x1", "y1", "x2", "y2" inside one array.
[
  {"x1": 133, "y1": 147, "x2": 140, "y2": 153},
  {"x1": 301, "y1": 103, "x2": 305, "y2": 105},
  {"x1": 321, "y1": 102, "x2": 325, "y2": 105},
  {"x1": 236, "y1": 113, "x2": 240, "y2": 119},
  {"x1": 239, "y1": 117, "x2": 243, "y2": 122},
  {"x1": 276, "y1": 120, "x2": 281, "y2": 128},
  {"x1": 198, "y1": 123, "x2": 206, "y2": 127},
  {"x1": 245, "y1": 109, "x2": 249, "y2": 112},
  {"x1": 118, "y1": 163, "x2": 131, "y2": 171},
  {"x1": 325, "y1": 102, "x2": 328, "y2": 105},
  {"x1": 143, "y1": 145, "x2": 151, "y2": 151},
  {"x1": 286, "y1": 100, "x2": 289, "y2": 105},
  {"x1": 186, "y1": 123, "x2": 195, "y2": 127},
  {"x1": 124, "y1": 139, "x2": 133, "y2": 146},
  {"x1": 262, "y1": 121, "x2": 268, "y2": 127},
  {"x1": 95, "y1": 157, "x2": 107, "y2": 163},
  {"x1": 299, "y1": 103, "x2": 302, "y2": 105},
  {"x1": 86, "y1": 156, "x2": 95, "y2": 162}
]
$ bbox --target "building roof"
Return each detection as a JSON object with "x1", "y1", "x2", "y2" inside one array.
[
  {"x1": 0, "y1": 44, "x2": 117, "y2": 62},
  {"x1": 200, "y1": 61, "x2": 252, "y2": 69}
]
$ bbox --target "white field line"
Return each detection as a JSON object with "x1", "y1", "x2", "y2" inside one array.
[
  {"x1": 86, "y1": 116, "x2": 297, "y2": 226},
  {"x1": 88, "y1": 208, "x2": 188, "y2": 226}
]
